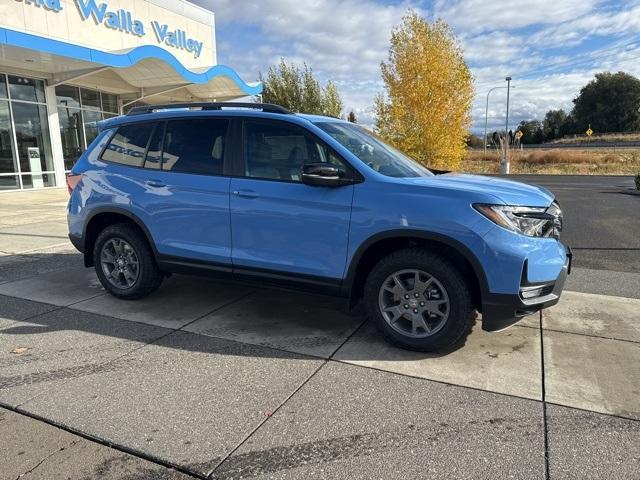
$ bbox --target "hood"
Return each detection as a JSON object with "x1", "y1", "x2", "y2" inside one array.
[{"x1": 402, "y1": 173, "x2": 555, "y2": 207}]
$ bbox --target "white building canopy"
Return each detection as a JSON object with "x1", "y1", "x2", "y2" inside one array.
[{"x1": 0, "y1": 27, "x2": 262, "y2": 110}]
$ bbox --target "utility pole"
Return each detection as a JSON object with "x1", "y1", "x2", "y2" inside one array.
[{"x1": 501, "y1": 76, "x2": 512, "y2": 174}]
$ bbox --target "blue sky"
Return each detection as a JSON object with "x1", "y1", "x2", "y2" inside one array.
[{"x1": 193, "y1": 0, "x2": 640, "y2": 132}]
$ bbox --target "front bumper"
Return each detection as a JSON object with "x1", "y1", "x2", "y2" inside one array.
[{"x1": 481, "y1": 246, "x2": 572, "y2": 332}]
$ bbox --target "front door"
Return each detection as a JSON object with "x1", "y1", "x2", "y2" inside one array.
[{"x1": 230, "y1": 119, "x2": 354, "y2": 284}]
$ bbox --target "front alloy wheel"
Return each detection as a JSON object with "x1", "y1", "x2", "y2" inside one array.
[
  {"x1": 378, "y1": 269, "x2": 450, "y2": 338},
  {"x1": 364, "y1": 249, "x2": 475, "y2": 352}
]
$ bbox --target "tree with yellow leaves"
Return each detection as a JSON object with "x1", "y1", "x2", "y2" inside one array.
[{"x1": 375, "y1": 11, "x2": 474, "y2": 170}]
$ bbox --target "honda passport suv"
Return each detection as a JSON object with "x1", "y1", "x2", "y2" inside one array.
[{"x1": 67, "y1": 102, "x2": 570, "y2": 352}]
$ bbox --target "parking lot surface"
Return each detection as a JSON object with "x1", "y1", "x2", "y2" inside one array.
[{"x1": 1, "y1": 179, "x2": 639, "y2": 479}]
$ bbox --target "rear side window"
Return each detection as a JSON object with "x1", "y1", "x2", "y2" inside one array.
[
  {"x1": 101, "y1": 123, "x2": 154, "y2": 167},
  {"x1": 161, "y1": 119, "x2": 228, "y2": 175}
]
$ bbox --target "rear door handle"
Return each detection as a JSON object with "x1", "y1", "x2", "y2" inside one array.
[
  {"x1": 146, "y1": 180, "x2": 166, "y2": 188},
  {"x1": 232, "y1": 190, "x2": 260, "y2": 199}
]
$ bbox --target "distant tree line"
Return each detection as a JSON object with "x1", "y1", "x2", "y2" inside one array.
[{"x1": 515, "y1": 72, "x2": 640, "y2": 144}]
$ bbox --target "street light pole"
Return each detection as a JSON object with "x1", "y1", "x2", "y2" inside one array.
[
  {"x1": 484, "y1": 86, "x2": 504, "y2": 154},
  {"x1": 502, "y1": 76, "x2": 512, "y2": 174},
  {"x1": 483, "y1": 85, "x2": 515, "y2": 154}
]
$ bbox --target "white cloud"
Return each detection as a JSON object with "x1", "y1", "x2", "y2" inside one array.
[
  {"x1": 195, "y1": 0, "x2": 640, "y2": 132},
  {"x1": 433, "y1": 0, "x2": 598, "y2": 33}
]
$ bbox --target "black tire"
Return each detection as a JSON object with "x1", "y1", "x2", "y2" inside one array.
[
  {"x1": 93, "y1": 223, "x2": 163, "y2": 300},
  {"x1": 363, "y1": 248, "x2": 475, "y2": 352}
]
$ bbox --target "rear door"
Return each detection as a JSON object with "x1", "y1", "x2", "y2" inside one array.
[
  {"x1": 229, "y1": 119, "x2": 355, "y2": 284},
  {"x1": 140, "y1": 117, "x2": 233, "y2": 267}
]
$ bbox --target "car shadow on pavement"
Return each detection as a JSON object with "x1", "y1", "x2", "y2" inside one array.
[{"x1": 0, "y1": 251, "x2": 476, "y2": 361}]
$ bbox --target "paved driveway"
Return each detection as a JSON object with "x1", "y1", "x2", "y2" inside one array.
[{"x1": 0, "y1": 183, "x2": 638, "y2": 479}]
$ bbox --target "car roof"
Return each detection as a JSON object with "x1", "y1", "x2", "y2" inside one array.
[{"x1": 99, "y1": 108, "x2": 347, "y2": 131}]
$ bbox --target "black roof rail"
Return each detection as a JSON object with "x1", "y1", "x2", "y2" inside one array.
[{"x1": 126, "y1": 102, "x2": 292, "y2": 116}]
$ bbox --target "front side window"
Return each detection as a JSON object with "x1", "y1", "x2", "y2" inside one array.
[
  {"x1": 316, "y1": 122, "x2": 433, "y2": 178},
  {"x1": 161, "y1": 119, "x2": 228, "y2": 175},
  {"x1": 102, "y1": 123, "x2": 154, "y2": 167},
  {"x1": 244, "y1": 121, "x2": 346, "y2": 182}
]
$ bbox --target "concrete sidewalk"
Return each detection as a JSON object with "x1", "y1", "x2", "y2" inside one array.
[{"x1": 0, "y1": 187, "x2": 639, "y2": 479}]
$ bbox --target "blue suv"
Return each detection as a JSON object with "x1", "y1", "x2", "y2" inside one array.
[{"x1": 67, "y1": 102, "x2": 570, "y2": 352}]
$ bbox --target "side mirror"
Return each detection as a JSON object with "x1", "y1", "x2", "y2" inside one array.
[{"x1": 301, "y1": 163, "x2": 355, "y2": 187}]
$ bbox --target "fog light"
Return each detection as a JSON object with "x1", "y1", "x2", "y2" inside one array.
[{"x1": 521, "y1": 287, "x2": 543, "y2": 299}]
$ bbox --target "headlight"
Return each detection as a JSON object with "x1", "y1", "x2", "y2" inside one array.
[{"x1": 474, "y1": 202, "x2": 563, "y2": 238}]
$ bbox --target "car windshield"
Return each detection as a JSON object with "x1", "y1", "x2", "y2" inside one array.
[{"x1": 316, "y1": 122, "x2": 433, "y2": 178}]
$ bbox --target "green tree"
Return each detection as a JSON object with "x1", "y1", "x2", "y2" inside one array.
[
  {"x1": 572, "y1": 72, "x2": 640, "y2": 133},
  {"x1": 347, "y1": 110, "x2": 358, "y2": 123},
  {"x1": 465, "y1": 133, "x2": 484, "y2": 148},
  {"x1": 322, "y1": 81, "x2": 343, "y2": 118},
  {"x1": 260, "y1": 59, "x2": 344, "y2": 117},
  {"x1": 517, "y1": 120, "x2": 544, "y2": 144},
  {"x1": 374, "y1": 11, "x2": 474, "y2": 170},
  {"x1": 543, "y1": 109, "x2": 569, "y2": 141}
]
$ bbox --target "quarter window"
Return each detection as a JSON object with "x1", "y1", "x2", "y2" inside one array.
[
  {"x1": 102, "y1": 124, "x2": 154, "y2": 167},
  {"x1": 244, "y1": 121, "x2": 346, "y2": 182},
  {"x1": 161, "y1": 119, "x2": 228, "y2": 175}
]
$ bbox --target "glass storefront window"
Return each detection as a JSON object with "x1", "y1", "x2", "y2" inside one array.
[
  {"x1": 81, "y1": 89, "x2": 101, "y2": 111},
  {"x1": 82, "y1": 109, "x2": 102, "y2": 146},
  {"x1": 102, "y1": 93, "x2": 118, "y2": 114},
  {"x1": 0, "y1": 72, "x2": 122, "y2": 190},
  {"x1": 0, "y1": 175, "x2": 20, "y2": 190},
  {"x1": 58, "y1": 106, "x2": 84, "y2": 170},
  {"x1": 8, "y1": 75, "x2": 45, "y2": 103},
  {"x1": 55, "y1": 85, "x2": 81, "y2": 109},
  {"x1": 21, "y1": 173, "x2": 56, "y2": 189},
  {"x1": 12, "y1": 102, "x2": 53, "y2": 176},
  {"x1": 55, "y1": 86, "x2": 119, "y2": 170},
  {"x1": 0, "y1": 76, "x2": 7, "y2": 99}
]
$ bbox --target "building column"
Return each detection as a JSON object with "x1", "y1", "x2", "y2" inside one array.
[{"x1": 44, "y1": 83, "x2": 66, "y2": 189}]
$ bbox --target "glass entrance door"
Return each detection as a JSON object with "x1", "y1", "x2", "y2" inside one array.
[
  {"x1": 0, "y1": 99, "x2": 19, "y2": 190},
  {"x1": 12, "y1": 101, "x2": 54, "y2": 189},
  {"x1": 0, "y1": 73, "x2": 56, "y2": 190}
]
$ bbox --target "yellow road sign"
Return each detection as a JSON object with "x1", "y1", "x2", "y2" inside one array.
[
  {"x1": 586, "y1": 127, "x2": 593, "y2": 136},
  {"x1": 515, "y1": 130, "x2": 523, "y2": 139}
]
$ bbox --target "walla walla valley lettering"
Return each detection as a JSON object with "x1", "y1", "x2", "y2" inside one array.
[{"x1": 43, "y1": 0, "x2": 206, "y2": 58}]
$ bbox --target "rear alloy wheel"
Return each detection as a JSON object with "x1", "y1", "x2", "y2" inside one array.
[
  {"x1": 93, "y1": 224, "x2": 163, "y2": 299},
  {"x1": 100, "y1": 238, "x2": 140, "y2": 290},
  {"x1": 364, "y1": 249, "x2": 475, "y2": 352}
]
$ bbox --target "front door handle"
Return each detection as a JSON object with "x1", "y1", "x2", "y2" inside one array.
[
  {"x1": 232, "y1": 190, "x2": 260, "y2": 199},
  {"x1": 146, "y1": 180, "x2": 166, "y2": 188}
]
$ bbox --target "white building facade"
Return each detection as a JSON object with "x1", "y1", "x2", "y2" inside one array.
[{"x1": 0, "y1": 0, "x2": 260, "y2": 191}]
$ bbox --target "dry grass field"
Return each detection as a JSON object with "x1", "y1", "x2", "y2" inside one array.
[{"x1": 462, "y1": 149, "x2": 640, "y2": 174}]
